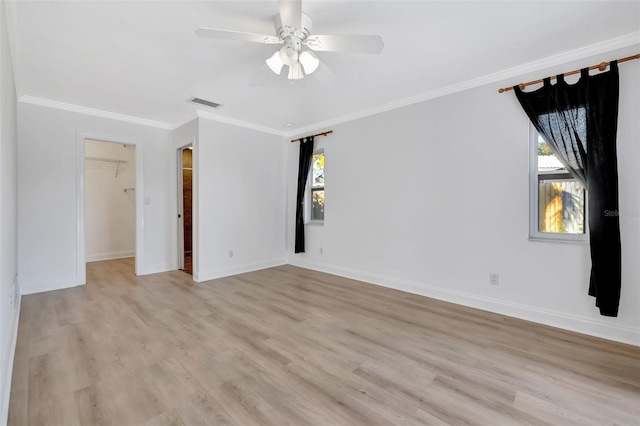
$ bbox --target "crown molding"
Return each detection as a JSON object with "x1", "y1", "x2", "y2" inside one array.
[
  {"x1": 3, "y1": 0, "x2": 22, "y2": 99},
  {"x1": 18, "y1": 95, "x2": 173, "y2": 130},
  {"x1": 196, "y1": 110, "x2": 287, "y2": 136},
  {"x1": 15, "y1": 33, "x2": 639, "y2": 139},
  {"x1": 171, "y1": 116, "x2": 200, "y2": 131},
  {"x1": 287, "y1": 33, "x2": 640, "y2": 138}
]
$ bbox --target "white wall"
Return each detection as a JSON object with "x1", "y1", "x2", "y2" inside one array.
[
  {"x1": 286, "y1": 45, "x2": 640, "y2": 345},
  {"x1": 195, "y1": 118, "x2": 286, "y2": 281},
  {"x1": 0, "y1": 0, "x2": 19, "y2": 423},
  {"x1": 85, "y1": 139, "x2": 136, "y2": 262},
  {"x1": 17, "y1": 103, "x2": 175, "y2": 294}
]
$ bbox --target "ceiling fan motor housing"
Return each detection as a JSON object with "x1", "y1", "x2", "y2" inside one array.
[{"x1": 274, "y1": 12, "x2": 313, "y2": 42}]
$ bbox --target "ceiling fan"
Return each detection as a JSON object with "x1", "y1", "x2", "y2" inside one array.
[{"x1": 195, "y1": 0, "x2": 384, "y2": 80}]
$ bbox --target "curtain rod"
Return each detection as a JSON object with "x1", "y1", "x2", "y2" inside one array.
[
  {"x1": 290, "y1": 130, "x2": 333, "y2": 143},
  {"x1": 498, "y1": 53, "x2": 640, "y2": 93}
]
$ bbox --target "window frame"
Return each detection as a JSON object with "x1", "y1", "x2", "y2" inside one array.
[
  {"x1": 529, "y1": 125, "x2": 588, "y2": 243},
  {"x1": 305, "y1": 148, "x2": 324, "y2": 225}
]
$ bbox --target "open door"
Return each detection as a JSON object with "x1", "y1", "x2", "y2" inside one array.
[{"x1": 178, "y1": 146, "x2": 193, "y2": 275}]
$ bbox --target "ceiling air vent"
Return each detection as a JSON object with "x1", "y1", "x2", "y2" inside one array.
[{"x1": 188, "y1": 97, "x2": 222, "y2": 109}]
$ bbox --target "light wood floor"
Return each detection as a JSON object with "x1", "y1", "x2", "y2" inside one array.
[{"x1": 8, "y1": 258, "x2": 640, "y2": 425}]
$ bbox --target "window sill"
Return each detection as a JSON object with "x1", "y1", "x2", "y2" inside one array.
[
  {"x1": 305, "y1": 221, "x2": 324, "y2": 226},
  {"x1": 528, "y1": 235, "x2": 588, "y2": 245}
]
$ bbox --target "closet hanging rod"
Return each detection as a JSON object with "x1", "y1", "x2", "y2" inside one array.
[{"x1": 85, "y1": 156, "x2": 129, "y2": 164}]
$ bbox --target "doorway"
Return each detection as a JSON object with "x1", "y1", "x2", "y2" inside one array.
[
  {"x1": 178, "y1": 145, "x2": 193, "y2": 275},
  {"x1": 84, "y1": 140, "x2": 136, "y2": 266},
  {"x1": 76, "y1": 134, "x2": 144, "y2": 285}
]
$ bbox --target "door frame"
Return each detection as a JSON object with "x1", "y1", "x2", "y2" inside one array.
[
  {"x1": 76, "y1": 133, "x2": 144, "y2": 284},
  {"x1": 177, "y1": 143, "x2": 193, "y2": 272}
]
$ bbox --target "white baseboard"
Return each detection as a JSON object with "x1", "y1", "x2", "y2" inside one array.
[
  {"x1": 195, "y1": 258, "x2": 287, "y2": 283},
  {"x1": 20, "y1": 260, "x2": 175, "y2": 293},
  {"x1": 1, "y1": 284, "x2": 21, "y2": 426},
  {"x1": 20, "y1": 276, "x2": 81, "y2": 295},
  {"x1": 86, "y1": 250, "x2": 134, "y2": 263},
  {"x1": 288, "y1": 258, "x2": 640, "y2": 347},
  {"x1": 139, "y1": 262, "x2": 176, "y2": 276}
]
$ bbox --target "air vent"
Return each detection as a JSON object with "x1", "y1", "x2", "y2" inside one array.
[{"x1": 188, "y1": 97, "x2": 222, "y2": 109}]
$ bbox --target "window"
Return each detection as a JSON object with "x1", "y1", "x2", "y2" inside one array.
[
  {"x1": 306, "y1": 149, "x2": 324, "y2": 224},
  {"x1": 530, "y1": 126, "x2": 586, "y2": 242}
]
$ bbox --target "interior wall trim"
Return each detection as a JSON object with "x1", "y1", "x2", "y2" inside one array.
[
  {"x1": 19, "y1": 276, "x2": 80, "y2": 296},
  {"x1": 195, "y1": 258, "x2": 287, "y2": 283},
  {"x1": 86, "y1": 251, "x2": 135, "y2": 263},
  {"x1": 14, "y1": 34, "x2": 639, "y2": 139},
  {"x1": 0, "y1": 290, "x2": 20, "y2": 426},
  {"x1": 287, "y1": 34, "x2": 640, "y2": 138},
  {"x1": 287, "y1": 258, "x2": 640, "y2": 347},
  {"x1": 143, "y1": 262, "x2": 176, "y2": 276},
  {"x1": 196, "y1": 111, "x2": 287, "y2": 137},
  {"x1": 18, "y1": 95, "x2": 173, "y2": 130}
]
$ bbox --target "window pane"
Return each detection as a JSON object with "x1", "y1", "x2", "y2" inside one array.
[
  {"x1": 312, "y1": 153, "x2": 324, "y2": 188},
  {"x1": 538, "y1": 177, "x2": 585, "y2": 234},
  {"x1": 537, "y1": 108, "x2": 586, "y2": 172},
  {"x1": 311, "y1": 189, "x2": 324, "y2": 221},
  {"x1": 537, "y1": 135, "x2": 565, "y2": 172}
]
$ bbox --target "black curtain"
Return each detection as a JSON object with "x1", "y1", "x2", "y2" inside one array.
[
  {"x1": 515, "y1": 61, "x2": 621, "y2": 316},
  {"x1": 294, "y1": 136, "x2": 315, "y2": 253}
]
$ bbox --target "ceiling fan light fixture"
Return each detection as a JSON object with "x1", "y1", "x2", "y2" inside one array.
[
  {"x1": 287, "y1": 62, "x2": 304, "y2": 80},
  {"x1": 299, "y1": 50, "x2": 319, "y2": 75},
  {"x1": 195, "y1": 1, "x2": 385, "y2": 83},
  {"x1": 266, "y1": 51, "x2": 284, "y2": 74},
  {"x1": 279, "y1": 44, "x2": 299, "y2": 66}
]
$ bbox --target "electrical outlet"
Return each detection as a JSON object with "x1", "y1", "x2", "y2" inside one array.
[
  {"x1": 228, "y1": 250, "x2": 234, "y2": 258},
  {"x1": 319, "y1": 247, "x2": 323, "y2": 255},
  {"x1": 489, "y1": 272, "x2": 499, "y2": 286}
]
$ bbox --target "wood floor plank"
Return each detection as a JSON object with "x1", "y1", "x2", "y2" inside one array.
[
  {"x1": 136, "y1": 357, "x2": 235, "y2": 426},
  {"x1": 27, "y1": 353, "x2": 81, "y2": 426},
  {"x1": 512, "y1": 391, "x2": 600, "y2": 426},
  {"x1": 142, "y1": 410, "x2": 188, "y2": 426},
  {"x1": 8, "y1": 259, "x2": 640, "y2": 425},
  {"x1": 283, "y1": 360, "x2": 399, "y2": 425},
  {"x1": 73, "y1": 369, "x2": 165, "y2": 426}
]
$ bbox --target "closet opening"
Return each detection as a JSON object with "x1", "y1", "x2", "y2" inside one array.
[
  {"x1": 76, "y1": 134, "x2": 143, "y2": 285},
  {"x1": 83, "y1": 139, "x2": 138, "y2": 278}
]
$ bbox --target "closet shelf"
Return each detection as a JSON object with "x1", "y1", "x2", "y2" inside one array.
[
  {"x1": 85, "y1": 156, "x2": 130, "y2": 177},
  {"x1": 85, "y1": 156, "x2": 129, "y2": 164}
]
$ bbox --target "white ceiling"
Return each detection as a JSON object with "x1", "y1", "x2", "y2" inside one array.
[{"x1": 7, "y1": 1, "x2": 640, "y2": 132}]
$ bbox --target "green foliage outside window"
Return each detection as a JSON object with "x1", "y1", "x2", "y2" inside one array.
[{"x1": 538, "y1": 140, "x2": 553, "y2": 156}]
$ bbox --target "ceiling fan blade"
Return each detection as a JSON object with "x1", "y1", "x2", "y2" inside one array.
[
  {"x1": 305, "y1": 34, "x2": 384, "y2": 54},
  {"x1": 195, "y1": 28, "x2": 282, "y2": 45},
  {"x1": 309, "y1": 59, "x2": 341, "y2": 86},
  {"x1": 278, "y1": 0, "x2": 302, "y2": 30},
  {"x1": 249, "y1": 64, "x2": 276, "y2": 87}
]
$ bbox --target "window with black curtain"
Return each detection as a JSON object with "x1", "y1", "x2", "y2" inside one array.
[
  {"x1": 515, "y1": 61, "x2": 621, "y2": 317},
  {"x1": 294, "y1": 136, "x2": 314, "y2": 253}
]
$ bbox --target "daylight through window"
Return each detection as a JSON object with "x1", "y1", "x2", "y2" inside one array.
[
  {"x1": 309, "y1": 150, "x2": 324, "y2": 223},
  {"x1": 530, "y1": 128, "x2": 586, "y2": 242}
]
